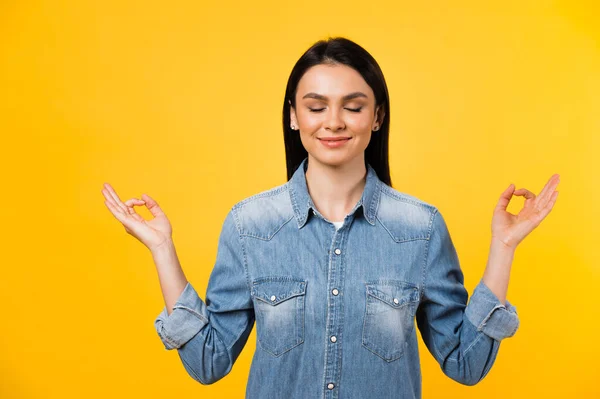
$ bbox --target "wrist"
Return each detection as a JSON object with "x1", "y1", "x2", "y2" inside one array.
[
  {"x1": 150, "y1": 238, "x2": 175, "y2": 256},
  {"x1": 491, "y1": 235, "x2": 518, "y2": 252}
]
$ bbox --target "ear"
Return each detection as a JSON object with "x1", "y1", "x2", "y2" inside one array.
[
  {"x1": 289, "y1": 100, "x2": 297, "y2": 126},
  {"x1": 373, "y1": 105, "x2": 386, "y2": 130}
]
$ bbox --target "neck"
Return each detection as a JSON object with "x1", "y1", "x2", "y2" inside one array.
[{"x1": 305, "y1": 154, "x2": 367, "y2": 222}]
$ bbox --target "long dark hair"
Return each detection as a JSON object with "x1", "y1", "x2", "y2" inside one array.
[{"x1": 282, "y1": 36, "x2": 392, "y2": 187}]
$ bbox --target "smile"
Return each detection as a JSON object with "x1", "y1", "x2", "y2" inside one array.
[{"x1": 318, "y1": 137, "x2": 352, "y2": 148}]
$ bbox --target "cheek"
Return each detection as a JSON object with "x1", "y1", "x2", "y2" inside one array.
[
  {"x1": 349, "y1": 116, "x2": 373, "y2": 131},
  {"x1": 297, "y1": 131, "x2": 314, "y2": 149},
  {"x1": 299, "y1": 114, "x2": 322, "y2": 130},
  {"x1": 355, "y1": 132, "x2": 373, "y2": 150}
]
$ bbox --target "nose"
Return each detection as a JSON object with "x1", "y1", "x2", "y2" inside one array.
[{"x1": 324, "y1": 108, "x2": 345, "y2": 131}]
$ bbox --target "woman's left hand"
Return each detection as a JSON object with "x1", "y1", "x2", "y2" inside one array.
[{"x1": 491, "y1": 174, "x2": 560, "y2": 250}]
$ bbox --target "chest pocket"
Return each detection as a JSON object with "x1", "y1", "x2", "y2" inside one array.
[
  {"x1": 362, "y1": 280, "x2": 420, "y2": 362},
  {"x1": 251, "y1": 277, "x2": 307, "y2": 357}
]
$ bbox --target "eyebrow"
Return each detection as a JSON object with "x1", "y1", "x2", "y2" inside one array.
[{"x1": 301, "y1": 92, "x2": 368, "y2": 101}]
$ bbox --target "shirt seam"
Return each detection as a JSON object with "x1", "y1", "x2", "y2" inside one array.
[
  {"x1": 420, "y1": 209, "x2": 437, "y2": 302},
  {"x1": 157, "y1": 326, "x2": 178, "y2": 349},
  {"x1": 421, "y1": 208, "x2": 483, "y2": 365},
  {"x1": 447, "y1": 330, "x2": 485, "y2": 362},
  {"x1": 172, "y1": 304, "x2": 209, "y2": 324},
  {"x1": 230, "y1": 205, "x2": 252, "y2": 296},
  {"x1": 420, "y1": 209, "x2": 440, "y2": 361},
  {"x1": 229, "y1": 205, "x2": 254, "y2": 355}
]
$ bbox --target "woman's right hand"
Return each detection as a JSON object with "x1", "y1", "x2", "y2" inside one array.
[{"x1": 102, "y1": 182, "x2": 173, "y2": 252}]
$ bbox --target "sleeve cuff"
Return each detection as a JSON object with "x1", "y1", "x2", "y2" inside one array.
[
  {"x1": 154, "y1": 282, "x2": 209, "y2": 350},
  {"x1": 465, "y1": 278, "x2": 520, "y2": 341}
]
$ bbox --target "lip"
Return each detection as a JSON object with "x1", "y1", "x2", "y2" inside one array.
[
  {"x1": 318, "y1": 137, "x2": 352, "y2": 148},
  {"x1": 318, "y1": 137, "x2": 351, "y2": 141}
]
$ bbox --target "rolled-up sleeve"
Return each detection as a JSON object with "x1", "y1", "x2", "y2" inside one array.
[
  {"x1": 154, "y1": 281, "x2": 209, "y2": 350},
  {"x1": 153, "y1": 206, "x2": 255, "y2": 384},
  {"x1": 416, "y1": 209, "x2": 520, "y2": 386},
  {"x1": 465, "y1": 278, "x2": 519, "y2": 341}
]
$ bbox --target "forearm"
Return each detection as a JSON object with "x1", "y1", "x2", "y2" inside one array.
[
  {"x1": 481, "y1": 238, "x2": 516, "y2": 305},
  {"x1": 151, "y1": 239, "x2": 188, "y2": 315},
  {"x1": 439, "y1": 317, "x2": 501, "y2": 386}
]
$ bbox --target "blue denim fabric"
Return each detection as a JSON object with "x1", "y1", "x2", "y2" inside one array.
[{"x1": 154, "y1": 157, "x2": 519, "y2": 398}]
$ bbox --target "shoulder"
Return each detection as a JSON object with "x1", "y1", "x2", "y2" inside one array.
[
  {"x1": 376, "y1": 184, "x2": 440, "y2": 242},
  {"x1": 223, "y1": 181, "x2": 444, "y2": 241},
  {"x1": 228, "y1": 182, "x2": 295, "y2": 240},
  {"x1": 377, "y1": 183, "x2": 438, "y2": 213}
]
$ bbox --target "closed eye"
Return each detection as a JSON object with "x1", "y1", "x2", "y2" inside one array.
[{"x1": 308, "y1": 107, "x2": 363, "y2": 113}]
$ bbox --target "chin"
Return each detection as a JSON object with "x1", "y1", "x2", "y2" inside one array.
[{"x1": 309, "y1": 152, "x2": 361, "y2": 168}]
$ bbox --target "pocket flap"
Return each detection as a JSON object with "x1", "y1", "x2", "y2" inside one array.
[
  {"x1": 252, "y1": 278, "x2": 307, "y2": 305},
  {"x1": 366, "y1": 281, "x2": 419, "y2": 308}
]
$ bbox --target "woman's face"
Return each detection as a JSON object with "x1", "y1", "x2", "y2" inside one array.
[{"x1": 290, "y1": 63, "x2": 384, "y2": 168}]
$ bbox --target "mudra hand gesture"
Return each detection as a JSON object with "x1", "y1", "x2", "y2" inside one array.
[
  {"x1": 101, "y1": 182, "x2": 172, "y2": 252},
  {"x1": 491, "y1": 174, "x2": 560, "y2": 250}
]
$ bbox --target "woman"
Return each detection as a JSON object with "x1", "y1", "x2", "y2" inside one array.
[{"x1": 102, "y1": 37, "x2": 559, "y2": 398}]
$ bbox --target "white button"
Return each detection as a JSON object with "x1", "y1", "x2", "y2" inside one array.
[
  {"x1": 334, "y1": 248, "x2": 341, "y2": 255},
  {"x1": 332, "y1": 288, "x2": 339, "y2": 296},
  {"x1": 330, "y1": 336, "x2": 337, "y2": 342},
  {"x1": 270, "y1": 295, "x2": 276, "y2": 301},
  {"x1": 393, "y1": 298, "x2": 399, "y2": 304},
  {"x1": 312, "y1": 210, "x2": 317, "y2": 215},
  {"x1": 327, "y1": 383, "x2": 335, "y2": 389}
]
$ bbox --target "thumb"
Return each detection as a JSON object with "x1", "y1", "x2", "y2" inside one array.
[
  {"x1": 141, "y1": 193, "x2": 166, "y2": 217},
  {"x1": 495, "y1": 183, "x2": 515, "y2": 212}
]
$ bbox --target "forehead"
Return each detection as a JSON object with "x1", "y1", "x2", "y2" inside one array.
[{"x1": 296, "y1": 63, "x2": 374, "y2": 100}]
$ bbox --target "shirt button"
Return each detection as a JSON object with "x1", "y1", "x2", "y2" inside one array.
[
  {"x1": 327, "y1": 383, "x2": 335, "y2": 389},
  {"x1": 334, "y1": 248, "x2": 341, "y2": 255},
  {"x1": 393, "y1": 298, "x2": 399, "y2": 304},
  {"x1": 330, "y1": 335, "x2": 337, "y2": 343},
  {"x1": 270, "y1": 295, "x2": 276, "y2": 301},
  {"x1": 332, "y1": 288, "x2": 339, "y2": 296}
]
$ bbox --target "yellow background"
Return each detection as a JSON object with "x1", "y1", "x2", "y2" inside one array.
[{"x1": 1, "y1": 0, "x2": 598, "y2": 398}]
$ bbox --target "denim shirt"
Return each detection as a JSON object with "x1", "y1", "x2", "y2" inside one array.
[{"x1": 154, "y1": 157, "x2": 519, "y2": 399}]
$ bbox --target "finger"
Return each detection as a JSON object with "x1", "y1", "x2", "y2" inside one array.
[
  {"x1": 103, "y1": 183, "x2": 129, "y2": 214},
  {"x1": 141, "y1": 193, "x2": 166, "y2": 218},
  {"x1": 532, "y1": 190, "x2": 559, "y2": 226},
  {"x1": 124, "y1": 198, "x2": 145, "y2": 210},
  {"x1": 124, "y1": 198, "x2": 146, "y2": 222},
  {"x1": 495, "y1": 183, "x2": 516, "y2": 212},
  {"x1": 531, "y1": 179, "x2": 559, "y2": 213},
  {"x1": 102, "y1": 188, "x2": 126, "y2": 216},
  {"x1": 513, "y1": 188, "x2": 536, "y2": 200},
  {"x1": 124, "y1": 198, "x2": 145, "y2": 206},
  {"x1": 104, "y1": 199, "x2": 130, "y2": 226},
  {"x1": 535, "y1": 189, "x2": 555, "y2": 212},
  {"x1": 537, "y1": 174, "x2": 561, "y2": 208},
  {"x1": 102, "y1": 185, "x2": 128, "y2": 215},
  {"x1": 533, "y1": 174, "x2": 559, "y2": 206},
  {"x1": 539, "y1": 188, "x2": 560, "y2": 214}
]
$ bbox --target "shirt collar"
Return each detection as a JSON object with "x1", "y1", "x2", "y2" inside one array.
[{"x1": 288, "y1": 157, "x2": 381, "y2": 229}]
